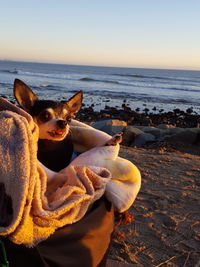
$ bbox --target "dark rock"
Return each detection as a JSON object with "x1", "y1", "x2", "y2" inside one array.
[
  {"x1": 101, "y1": 113, "x2": 111, "y2": 119},
  {"x1": 166, "y1": 129, "x2": 200, "y2": 144},
  {"x1": 142, "y1": 127, "x2": 161, "y2": 138},
  {"x1": 77, "y1": 104, "x2": 200, "y2": 128},
  {"x1": 91, "y1": 119, "x2": 127, "y2": 135},
  {"x1": 131, "y1": 133, "x2": 155, "y2": 147},
  {"x1": 122, "y1": 126, "x2": 144, "y2": 145},
  {"x1": 158, "y1": 124, "x2": 175, "y2": 129},
  {"x1": 173, "y1": 108, "x2": 181, "y2": 114},
  {"x1": 143, "y1": 108, "x2": 149, "y2": 114},
  {"x1": 186, "y1": 108, "x2": 193, "y2": 114},
  {"x1": 127, "y1": 116, "x2": 135, "y2": 124}
]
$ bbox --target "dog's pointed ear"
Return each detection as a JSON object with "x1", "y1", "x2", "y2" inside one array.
[
  {"x1": 67, "y1": 91, "x2": 83, "y2": 117},
  {"x1": 14, "y1": 79, "x2": 38, "y2": 111}
]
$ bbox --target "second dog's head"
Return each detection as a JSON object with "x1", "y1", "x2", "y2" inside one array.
[{"x1": 14, "y1": 79, "x2": 83, "y2": 141}]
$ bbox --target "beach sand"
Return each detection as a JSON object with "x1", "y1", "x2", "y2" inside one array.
[{"x1": 107, "y1": 145, "x2": 200, "y2": 267}]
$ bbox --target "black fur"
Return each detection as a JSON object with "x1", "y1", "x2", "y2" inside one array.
[{"x1": 38, "y1": 138, "x2": 74, "y2": 172}]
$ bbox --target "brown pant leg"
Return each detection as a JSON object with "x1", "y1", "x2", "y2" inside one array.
[{"x1": 3, "y1": 197, "x2": 114, "y2": 267}]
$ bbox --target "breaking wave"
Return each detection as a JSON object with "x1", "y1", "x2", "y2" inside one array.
[
  {"x1": 80, "y1": 77, "x2": 119, "y2": 84},
  {"x1": 113, "y1": 73, "x2": 200, "y2": 84}
]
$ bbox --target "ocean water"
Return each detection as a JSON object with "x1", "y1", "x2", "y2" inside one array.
[{"x1": 0, "y1": 60, "x2": 200, "y2": 113}]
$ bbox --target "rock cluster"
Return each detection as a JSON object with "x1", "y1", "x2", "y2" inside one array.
[
  {"x1": 91, "y1": 119, "x2": 200, "y2": 147},
  {"x1": 77, "y1": 105, "x2": 200, "y2": 128}
]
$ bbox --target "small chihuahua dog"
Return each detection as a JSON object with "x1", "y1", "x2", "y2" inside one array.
[{"x1": 14, "y1": 79, "x2": 83, "y2": 171}]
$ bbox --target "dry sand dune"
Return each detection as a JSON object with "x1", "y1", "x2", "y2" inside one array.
[{"x1": 108, "y1": 146, "x2": 200, "y2": 267}]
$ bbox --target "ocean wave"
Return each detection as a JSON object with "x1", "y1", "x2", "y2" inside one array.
[
  {"x1": 0, "y1": 69, "x2": 74, "y2": 81},
  {"x1": 0, "y1": 81, "x2": 12, "y2": 86},
  {"x1": 113, "y1": 73, "x2": 200, "y2": 84},
  {"x1": 0, "y1": 69, "x2": 19, "y2": 74},
  {"x1": 80, "y1": 77, "x2": 119, "y2": 84},
  {"x1": 153, "y1": 86, "x2": 200, "y2": 93},
  {"x1": 2, "y1": 67, "x2": 199, "y2": 87},
  {"x1": 87, "y1": 89, "x2": 146, "y2": 99},
  {"x1": 113, "y1": 80, "x2": 200, "y2": 93},
  {"x1": 113, "y1": 73, "x2": 167, "y2": 79},
  {"x1": 31, "y1": 84, "x2": 64, "y2": 92},
  {"x1": 17, "y1": 71, "x2": 70, "y2": 80},
  {"x1": 0, "y1": 82, "x2": 198, "y2": 107},
  {"x1": 85, "y1": 89, "x2": 197, "y2": 105},
  {"x1": 40, "y1": 84, "x2": 58, "y2": 89}
]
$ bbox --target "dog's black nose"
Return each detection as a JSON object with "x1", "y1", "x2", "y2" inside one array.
[{"x1": 57, "y1": 120, "x2": 68, "y2": 129}]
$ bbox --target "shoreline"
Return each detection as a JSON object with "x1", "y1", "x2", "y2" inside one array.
[
  {"x1": 81, "y1": 91, "x2": 200, "y2": 116},
  {"x1": 77, "y1": 102, "x2": 200, "y2": 128},
  {"x1": 2, "y1": 93, "x2": 199, "y2": 128}
]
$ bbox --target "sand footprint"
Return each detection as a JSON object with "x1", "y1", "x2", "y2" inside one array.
[{"x1": 149, "y1": 212, "x2": 177, "y2": 232}]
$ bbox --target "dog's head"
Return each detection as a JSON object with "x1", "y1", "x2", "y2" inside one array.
[{"x1": 14, "y1": 79, "x2": 83, "y2": 141}]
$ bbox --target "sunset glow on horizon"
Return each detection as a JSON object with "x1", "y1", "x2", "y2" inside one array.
[{"x1": 1, "y1": 0, "x2": 200, "y2": 70}]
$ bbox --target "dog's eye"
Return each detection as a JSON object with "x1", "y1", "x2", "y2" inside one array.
[
  {"x1": 66, "y1": 116, "x2": 71, "y2": 123},
  {"x1": 39, "y1": 111, "x2": 52, "y2": 122}
]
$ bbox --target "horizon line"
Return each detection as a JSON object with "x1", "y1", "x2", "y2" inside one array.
[{"x1": 0, "y1": 58, "x2": 200, "y2": 72}]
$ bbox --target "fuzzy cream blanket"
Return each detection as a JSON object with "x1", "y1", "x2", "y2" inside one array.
[{"x1": 0, "y1": 97, "x2": 141, "y2": 247}]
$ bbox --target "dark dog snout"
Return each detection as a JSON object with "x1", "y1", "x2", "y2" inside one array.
[{"x1": 57, "y1": 120, "x2": 68, "y2": 129}]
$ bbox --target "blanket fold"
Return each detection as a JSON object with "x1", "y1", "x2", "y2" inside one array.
[{"x1": 0, "y1": 97, "x2": 141, "y2": 247}]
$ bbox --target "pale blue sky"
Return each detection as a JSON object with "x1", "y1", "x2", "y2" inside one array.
[{"x1": 1, "y1": 0, "x2": 200, "y2": 69}]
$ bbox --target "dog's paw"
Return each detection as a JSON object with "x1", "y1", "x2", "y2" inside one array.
[{"x1": 105, "y1": 133, "x2": 123, "y2": 146}]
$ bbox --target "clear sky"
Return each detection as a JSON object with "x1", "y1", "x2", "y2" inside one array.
[{"x1": 1, "y1": 0, "x2": 200, "y2": 70}]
